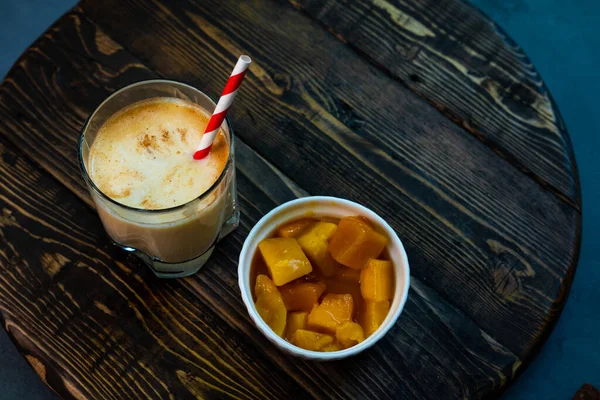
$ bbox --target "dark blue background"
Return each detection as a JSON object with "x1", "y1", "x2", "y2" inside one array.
[{"x1": 0, "y1": 0, "x2": 598, "y2": 398}]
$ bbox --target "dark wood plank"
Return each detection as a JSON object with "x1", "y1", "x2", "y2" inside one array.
[
  {"x1": 0, "y1": 10, "x2": 527, "y2": 399},
  {"x1": 0, "y1": 135, "x2": 322, "y2": 400},
  {"x1": 0, "y1": 131, "x2": 521, "y2": 399},
  {"x1": 288, "y1": 0, "x2": 579, "y2": 206},
  {"x1": 78, "y1": 0, "x2": 580, "y2": 358}
]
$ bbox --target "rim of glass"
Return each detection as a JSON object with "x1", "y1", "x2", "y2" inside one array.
[{"x1": 78, "y1": 79, "x2": 234, "y2": 214}]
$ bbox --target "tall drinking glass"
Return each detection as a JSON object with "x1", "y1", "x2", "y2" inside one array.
[{"x1": 78, "y1": 80, "x2": 239, "y2": 278}]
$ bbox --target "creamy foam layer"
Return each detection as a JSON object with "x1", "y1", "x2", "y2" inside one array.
[{"x1": 89, "y1": 97, "x2": 229, "y2": 210}]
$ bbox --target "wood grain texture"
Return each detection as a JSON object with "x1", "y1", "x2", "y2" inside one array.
[
  {"x1": 0, "y1": 135, "x2": 318, "y2": 400},
  {"x1": 0, "y1": 0, "x2": 581, "y2": 398},
  {"x1": 288, "y1": 0, "x2": 579, "y2": 206},
  {"x1": 0, "y1": 10, "x2": 525, "y2": 399},
  {"x1": 0, "y1": 127, "x2": 522, "y2": 399},
  {"x1": 79, "y1": 0, "x2": 580, "y2": 355}
]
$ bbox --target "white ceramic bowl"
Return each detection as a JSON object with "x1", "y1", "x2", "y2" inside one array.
[{"x1": 238, "y1": 196, "x2": 410, "y2": 360}]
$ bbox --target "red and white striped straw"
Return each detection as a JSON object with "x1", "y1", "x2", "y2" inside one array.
[{"x1": 194, "y1": 55, "x2": 252, "y2": 160}]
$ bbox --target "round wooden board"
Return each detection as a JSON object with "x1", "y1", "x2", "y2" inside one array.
[{"x1": 0, "y1": 0, "x2": 581, "y2": 398}]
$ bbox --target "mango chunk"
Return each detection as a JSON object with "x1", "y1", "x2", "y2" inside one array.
[
  {"x1": 276, "y1": 218, "x2": 315, "y2": 238},
  {"x1": 285, "y1": 311, "x2": 308, "y2": 341},
  {"x1": 321, "y1": 342, "x2": 342, "y2": 352},
  {"x1": 292, "y1": 329, "x2": 334, "y2": 351},
  {"x1": 307, "y1": 293, "x2": 354, "y2": 334},
  {"x1": 297, "y1": 222, "x2": 341, "y2": 277},
  {"x1": 258, "y1": 238, "x2": 312, "y2": 286},
  {"x1": 279, "y1": 280, "x2": 326, "y2": 312},
  {"x1": 255, "y1": 273, "x2": 281, "y2": 298},
  {"x1": 336, "y1": 321, "x2": 364, "y2": 348},
  {"x1": 328, "y1": 216, "x2": 388, "y2": 270},
  {"x1": 360, "y1": 300, "x2": 390, "y2": 336},
  {"x1": 360, "y1": 259, "x2": 394, "y2": 301},
  {"x1": 334, "y1": 267, "x2": 361, "y2": 283},
  {"x1": 254, "y1": 275, "x2": 287, "y2": 336},
  {"x1": 324, "y1": 279, "x2": 362, "y2": 317}
]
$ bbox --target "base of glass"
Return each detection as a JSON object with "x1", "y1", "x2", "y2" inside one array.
[
  {"x1": 134, "y1": 245, "x2": 217, "y2": 278},
  {"x1": 115, "y1": 208, "x2": 240, "y2": 279}
]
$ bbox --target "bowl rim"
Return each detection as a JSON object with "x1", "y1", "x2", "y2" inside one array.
[{"x1": 238, "y1": 196, "x2": 410, "y2": 360}]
